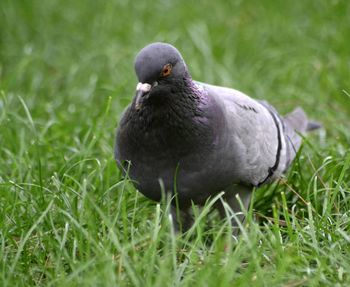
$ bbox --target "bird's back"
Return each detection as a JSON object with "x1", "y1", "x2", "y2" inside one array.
[{"x1": 199, "y1": 82, "x2": 293, "y2": 186}]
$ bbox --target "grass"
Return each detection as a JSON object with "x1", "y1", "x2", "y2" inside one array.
[{"x1": 1, "y1": 0, "x2": 350, "y2": 286}]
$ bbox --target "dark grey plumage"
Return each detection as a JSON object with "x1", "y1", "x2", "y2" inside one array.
[{"x1": 115, "y1": 42, "x2": 319, "y2": 233}]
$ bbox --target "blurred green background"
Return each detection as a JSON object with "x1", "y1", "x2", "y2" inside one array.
[{"x1": 1, "y1": 0, "x2": 350, "y2": 286}]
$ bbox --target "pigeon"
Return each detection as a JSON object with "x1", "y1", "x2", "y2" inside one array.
[{"x1": 115, "y1": 42, "x2": 320, "y2": 232}]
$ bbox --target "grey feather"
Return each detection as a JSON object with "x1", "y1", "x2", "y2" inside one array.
[
  {"x1": 114, "y1": 42, "x2": 320, "y2": 232},
  {"x1": 284, "y1": 107, "x2": 309, "y2": 133}
]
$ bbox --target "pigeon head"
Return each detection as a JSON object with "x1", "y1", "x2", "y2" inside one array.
[{"x1": 133, "y1": 42, "x2": 189, "y2": 110}]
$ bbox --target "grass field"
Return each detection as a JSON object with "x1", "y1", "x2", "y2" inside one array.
[{"x1": 1, "y1": 0, "x2": 350, "y2": 286}]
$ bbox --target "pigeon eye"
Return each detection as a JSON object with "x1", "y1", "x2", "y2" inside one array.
[{"x1": 161, "y1": 64, "x2": 172, "y2": 77}]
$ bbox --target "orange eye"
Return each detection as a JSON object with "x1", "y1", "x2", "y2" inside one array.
[{"x1": 161, "y1": 63, "x2": 172, "y2": 77}]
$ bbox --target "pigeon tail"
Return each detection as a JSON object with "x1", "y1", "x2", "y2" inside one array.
[
  {"x1": 306, "y1": 120, "x2": 322, "y2": 131},
  {"x1": 283, "y1": 107, "x2": 321, "y2": 133}
]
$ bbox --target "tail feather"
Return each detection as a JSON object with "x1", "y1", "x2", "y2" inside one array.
[
  {"x1": 282, "y1": 107, "x2": 321, "y2": 169},
  {"x1": 306, "y1": 121, "x2": 322, "y2": 131},
  {"x1": 284, "y1": 107, "x2": 308, "y2": 133},
  {"x1": 283, "y1": 107, "x2": 321, "y2": 132}
]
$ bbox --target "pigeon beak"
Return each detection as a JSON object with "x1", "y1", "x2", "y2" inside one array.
[{"x1": 134, "y1": 82, "x2": 156, "y2": 110}]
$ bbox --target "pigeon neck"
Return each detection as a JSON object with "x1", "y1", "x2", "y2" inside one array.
[
  {"x1": 147, "y1": 77, "x2": 201, "y2": 128},
  {"x1": 128, "y1": 76, "x2": 212, "y2": 155}
]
